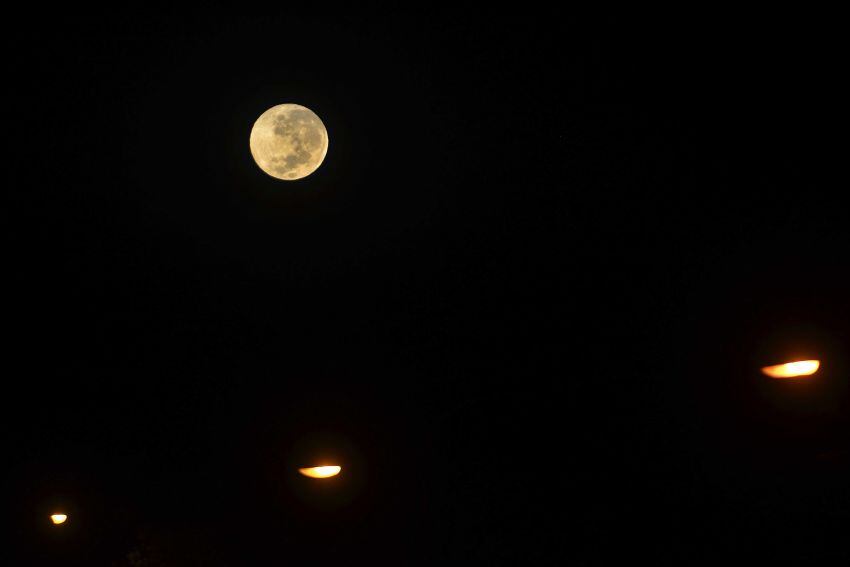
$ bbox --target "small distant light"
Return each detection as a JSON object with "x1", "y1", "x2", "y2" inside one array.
[
  {"x1": 51, "y1": 514, "x2": 68, "y2": 525},
  {"x1": 761, "y1": 359, "x2": 821, "y2": 379},
  {"x1": 298, "y1": 466, "x2": 342, "y2": 479}
]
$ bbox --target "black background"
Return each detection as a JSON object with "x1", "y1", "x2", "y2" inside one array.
[{"x1": 6, "y1": 7, "x2": 849, "y2": 564}]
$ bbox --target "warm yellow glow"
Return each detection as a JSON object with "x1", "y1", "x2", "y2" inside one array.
[
  {"x1": 298, "y1": 465, "x2": 341, "y2": 479},
  {"x1": 761, "y1": 359, "x2": 821, "y2": 379},
  {"x1": 50, "y1": 514, "x2": 67, "y2": 525}
]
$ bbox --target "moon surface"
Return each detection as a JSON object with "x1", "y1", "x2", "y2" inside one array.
[{"x1": 250, "y1": 103, "x2": 328, "y2": 180}]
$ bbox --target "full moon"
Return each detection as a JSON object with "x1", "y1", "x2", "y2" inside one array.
[{"x1": 249, "y1": 103, "x2": 328, "y2": 181}]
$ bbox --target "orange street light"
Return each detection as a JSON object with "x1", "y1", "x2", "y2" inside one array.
[
  {"x1": 298, "y1": 465, "x2": 342, "y2": 479},
  {"x1": 50, "y1": 514, "x2": 68, "y2": 525},
  {"x1": 761, "y1": 359, "x2": 820, "y2": 379}
]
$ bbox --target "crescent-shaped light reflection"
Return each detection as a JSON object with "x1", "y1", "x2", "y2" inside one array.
[
  {"x1": 761, "y1": 360, "x2": 820, "y2": 379},
  {"x1": 298, "y1": 465, "x2": 342, "y2": 479}
]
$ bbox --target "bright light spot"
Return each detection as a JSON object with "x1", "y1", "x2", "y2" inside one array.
[
  {"x1": 298, "y1": 465, "x2": 342, "y2": 479},
  {"x1": 50, "y1": 514, "x2": 67, "y2": 525},
  {"x1": 761, "y1": 359, "x2": 821, "y2": 379}
]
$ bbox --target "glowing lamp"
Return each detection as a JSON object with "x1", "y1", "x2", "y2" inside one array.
[
  {"x1": 761, "y1": 359, "x2": 820, "y2": 379},
  {"x1": 298, "y1": 465, "x2": 341, "y2": 479},
  {"x1": 50, "y1": 514, "x2": 68, "y2": 525}
]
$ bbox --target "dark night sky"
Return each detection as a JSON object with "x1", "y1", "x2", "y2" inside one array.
[{"x1": 6, "y1": 8, "x2": 849, "y2": 564}]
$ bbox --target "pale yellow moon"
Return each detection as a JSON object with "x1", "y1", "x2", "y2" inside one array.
[{"x1": 249, "y1": 103, "x2": 328, "y2": 180}]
